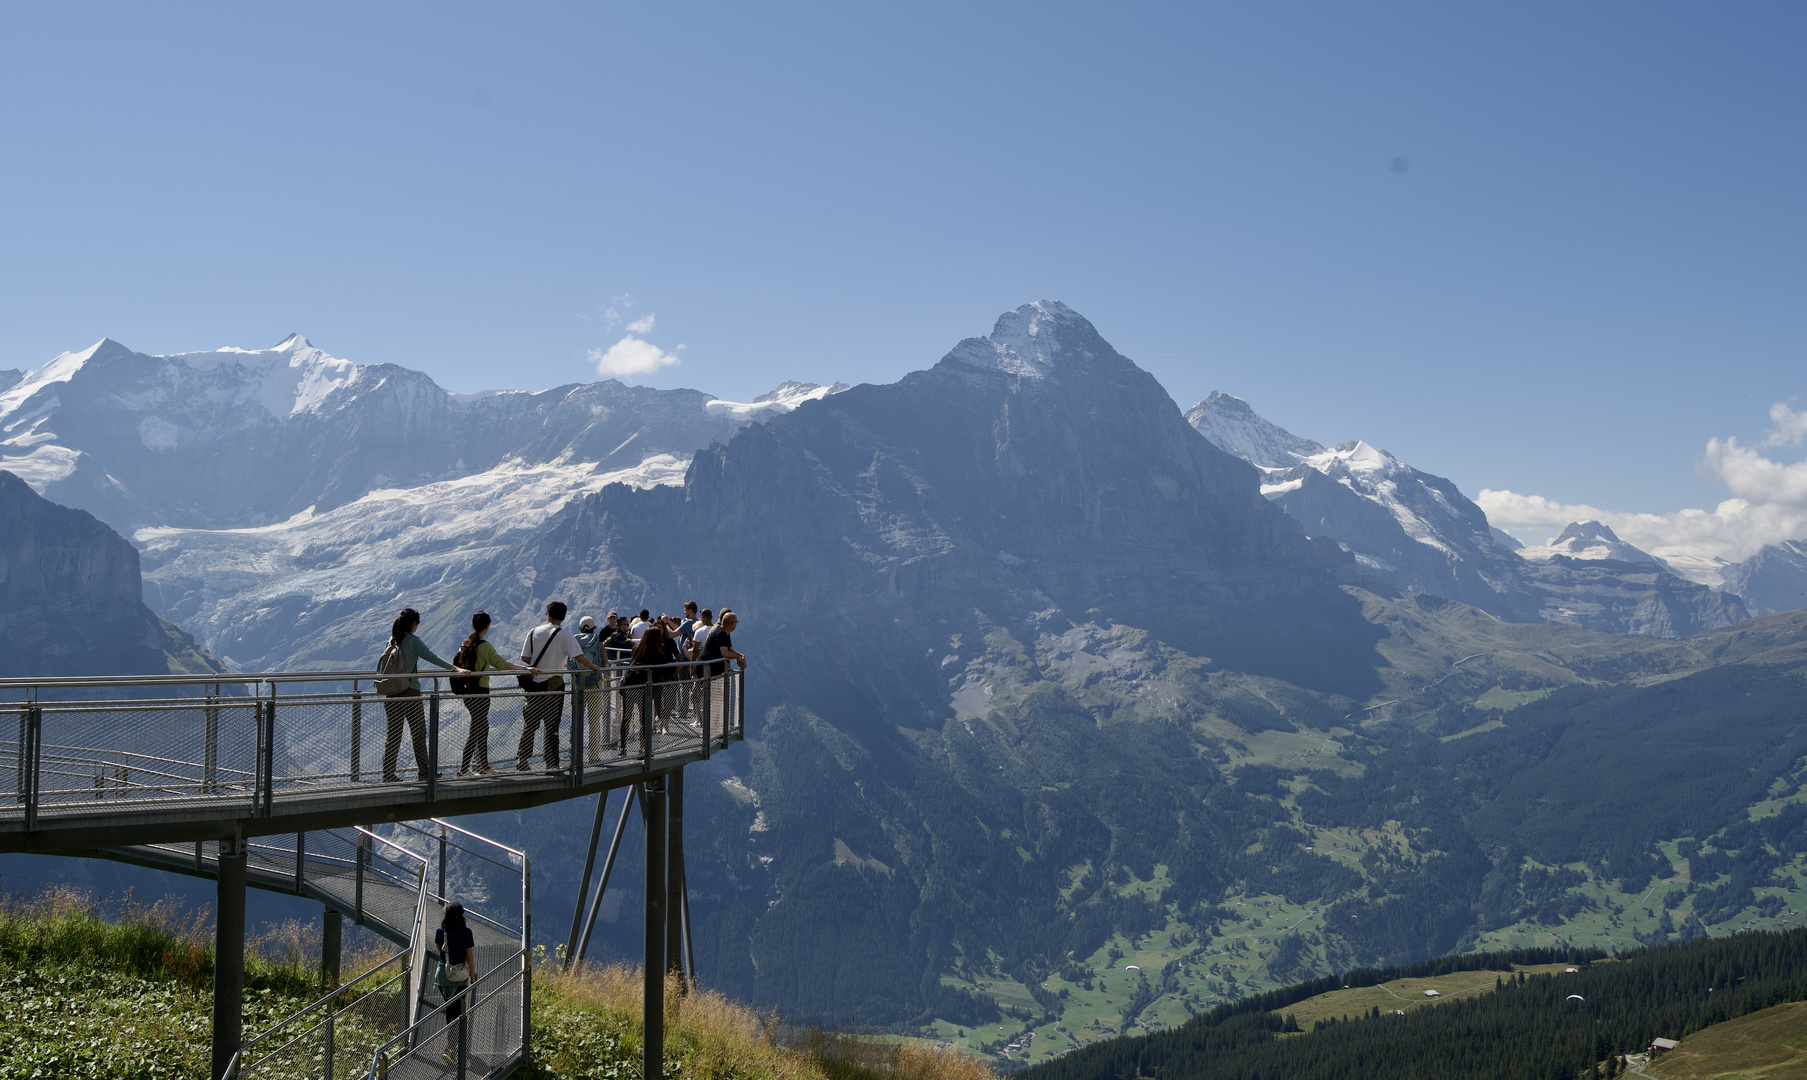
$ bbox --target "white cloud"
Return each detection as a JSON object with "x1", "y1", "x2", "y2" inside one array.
[
  {"x1": 1478, "y1": 401, "x2": 1807, "y2": 565},
  {"x1": 588, "y1": 335, "x2": 681, "y2": 379},
  {"x1": 1764, "y1": 401, "x2": 1807, "y2": 447},
  {"x1": 625, "y1": 313, "x2": 656, "y2": 334}
]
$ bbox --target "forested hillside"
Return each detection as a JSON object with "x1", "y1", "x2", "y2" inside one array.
[{"x1": 1025, "y1": 931, "x2": 1807, "y2": 1080}]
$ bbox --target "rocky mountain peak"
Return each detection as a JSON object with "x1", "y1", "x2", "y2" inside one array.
[
  {"x1": 1522, "y1": 520, "x2": 1666, "y2": 567},
  {"x1": 1189, "y1": 391, "x2": 1325, "y2": 469},
  {"x1": 937, "y1": 299, "x2": 1101, "y2": 379}
]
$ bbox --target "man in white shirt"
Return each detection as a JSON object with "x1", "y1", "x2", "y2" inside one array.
[
  {"x1": 516, "y1": 601, "x2": 602, "y2": 771},
  {"x1": 629, "y1": 609, "x2": 652, "y2": 643}
]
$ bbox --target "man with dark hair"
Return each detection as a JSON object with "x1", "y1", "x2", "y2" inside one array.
[
  {"x1": 517, "y1": 600, "x2": 601, "y2": 771},
  {"x1": 698, "y1": 609, "x2": 747, "y2": 733}
]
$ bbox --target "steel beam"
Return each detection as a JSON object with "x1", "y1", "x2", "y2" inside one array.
[
  {"x1": 211, "y1": 838, "x2": 247, "y2": 1080},
  {"x1": 642, "y1": 778, "x2": 667, "y2": 1080}
]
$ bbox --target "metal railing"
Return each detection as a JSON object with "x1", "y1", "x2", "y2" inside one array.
[
  {"x1": 0, "y1": 662, "x2": 745, "y2": 832},
  {"x1": 222, "y1": 820, "x2": 531, "y2": 1080}
]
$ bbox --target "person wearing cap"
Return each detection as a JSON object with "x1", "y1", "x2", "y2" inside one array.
[{"x1": 572, "y1": 615, "x2": 609, "y2": 763}]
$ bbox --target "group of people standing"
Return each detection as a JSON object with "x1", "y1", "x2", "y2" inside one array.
[{"x1": 376, "y1": 600, "x2": 745, "y2": 782}]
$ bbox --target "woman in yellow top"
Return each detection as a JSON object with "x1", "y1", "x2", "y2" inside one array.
[{"x1": 451, "y1": 611, "x2": 536, "y2": 775}]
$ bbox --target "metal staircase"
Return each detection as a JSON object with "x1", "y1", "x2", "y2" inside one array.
[{"x1": 101, "y1": 820, "x2": 532, "y2": 1080}]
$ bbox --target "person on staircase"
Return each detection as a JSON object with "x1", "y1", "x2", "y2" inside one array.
[
  {"x1": 451, "y1": 611, "x2": 536, "y2": 775},
  {"x1": 379, "y1": 608, "x2": 467, "y2": 783},
  {"x1": 435, "y1": 901, "x2": 479, "y2": 1065}
]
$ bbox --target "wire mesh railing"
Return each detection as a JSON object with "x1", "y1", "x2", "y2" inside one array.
[
  {"x1": 220, "y1": 819, "x2": 531, "y2": 1080},
  {"x1": 0, "y1": 663, "x2": 745, "y2": 831}
]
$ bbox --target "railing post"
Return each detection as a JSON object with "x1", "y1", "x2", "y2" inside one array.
[
  {"x1": 570, "y1": 676, "x2": 584, "y2": 787},
  {"x1": 521, "y1": 856, "x2": 533, "y2": 1065},
  {"x1": 456, "y1": 1007, "x2": 468, "y2": 1080},
  {"x1": 14, "y1": 706, "x2": 24, "y2": 805},
  {"x1": 23, "y1": 705, "x2": 39, "y2": 832},
  {"x1": 426, "y1": 689, "x2": 439, "y2": 803},
  {"x1": 355, "y1": 833, "x2": 366, "y2": 926},
  {"x1": 701, "y1": 676, "x2": 712, "y2": 756},
  {"x1": 296, "y1": 831, "x2": 307, "y2": 894},
  {"x1": 701, "y1": 674, "x2": 712, "y2": 758},
  {"x1": 204, "y1": 684, "x2": 219, "y2": 794},
  {"x1": 323, "y1": 1012, "x2": 335, "y2": 1080},
  {"x1": 261, "y1": 688, "x2": 277, "y2": 817},
  {"x1": 438, "y1": 822, "x2": 447, "y2": 901},
  {"x1": 737, "y1": 666, "x2": 745, "y2": 736},
  {"x1": 350, "y1": 683, "x2": 363, "y2": 784}
]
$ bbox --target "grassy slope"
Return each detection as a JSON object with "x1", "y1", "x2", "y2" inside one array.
[
  {"x1": 0, "y1": 886, "x2": 989, "y2": 1080},
  {"x1": 1645, "y1": 1001, "x2": 1807, "y2": 1080}
]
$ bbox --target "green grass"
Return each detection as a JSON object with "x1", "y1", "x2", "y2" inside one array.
[
  {"x1": 0, "y1": 885, "x2": 991, "y2": 1080},
  {"x1": 0, "y1": 885, "x2": 332, "y2": 1079},
  {"x1": 1646, "y1": 1000, "x2": 1807, "y2": 1079}
]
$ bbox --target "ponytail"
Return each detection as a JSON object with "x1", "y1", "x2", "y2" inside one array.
[
  {"x1": 455, "y1": 612, "x2": 491, "y2": 670},
  {"x1": 390, "y1": 608, "x2": 421, "y2": 646}
]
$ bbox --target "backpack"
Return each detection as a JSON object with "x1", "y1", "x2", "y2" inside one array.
[{"x1": 375, "y1": 639, "x2": 411, "y2": 695}]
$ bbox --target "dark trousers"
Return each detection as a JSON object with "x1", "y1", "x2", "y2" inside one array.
[
  {"x1": 619, "y1": 684, "x2": 652, "y2": 754},
  {"x1": 381, "y1": 689, "x2": 428, "y2": 782},
  {"x1": 459, "y1": 690, "x2": 491, "y2": 770},
  {"x1": 516, "y1": 679, "x2": 564, "y2": 769}
]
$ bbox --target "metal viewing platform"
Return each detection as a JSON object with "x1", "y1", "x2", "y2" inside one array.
[
  {"x1": 0, "y1": 664, "x2": 745, "y2": 852},
  {"x1": 1, "y1": 663, "x2": 744, "y2": 1080}
]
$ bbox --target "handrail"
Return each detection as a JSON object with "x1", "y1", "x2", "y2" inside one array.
[
  {"x1": 222, "y1": 946, "x2": 412, "y2": 1078},
  {"x1": 429, "y1": 817, "x2": 528, "y2": 860},
  {"x1": 356, "y1": 826, "x2": 432, "y2": 869},
  {"x1": 367, "y1": 945, "x2": 528, "y2": 1079},
  {"x1": 0, "y1": 656, "x2": 745, "y2": 692}
]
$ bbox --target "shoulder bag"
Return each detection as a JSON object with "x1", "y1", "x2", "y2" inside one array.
[{"x1": 517, "y1": 627, "x2": 561, "y2": 691}]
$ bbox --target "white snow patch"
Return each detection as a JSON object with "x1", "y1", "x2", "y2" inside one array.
[
  {"x1": 0, "y1": 443, "x2": 81, "y2": 489},
  {"x1": 706, "y1": 381, "x2": 847, "y2": 419},
  {"x1": 0, "y1": 340, "x2": 103, "y2": 421}
]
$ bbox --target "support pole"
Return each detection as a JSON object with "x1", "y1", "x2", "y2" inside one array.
[
  {"x1": 666, "y1": 770, "x2": 686, "y2": 991},
  {"x1": 322, "y1": 908, "x2": 342, "y2": 991},
  {"x1": 575, "y1": 786, "x2": 638, "y2": 967},
  {"x1": 642, "y1": 778, "x2": 667, "y2": 1080},
  {"x1": 565, "y1": 791, "x2": 610, "y2": 966},
  {"x1": 682, "y1": 848, "x2": 697, "y2": 989},
  {"x1": 212, "y1": 838, "x2": 248, "y2": 1080}
]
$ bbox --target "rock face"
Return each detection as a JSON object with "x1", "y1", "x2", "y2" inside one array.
[
  {"x1": 1721, "y1": 540, "x2": 1807, "y2": 615},
  {"x1": 1515, "y1": 555, "x2": 1750, "y2": 638},
  {"x1": 497, "y1": 301, "x2": 1381, "y2": 702},
  {"x1": 1188, "y1": 392, "x2": 1747, "y2": 639},
  {"x1": 0, "y1": 470, "x2": 218, "y2": 678}
]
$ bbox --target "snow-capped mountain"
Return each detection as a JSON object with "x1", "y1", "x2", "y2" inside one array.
[
  {"x1": 1189, "y1": 392, "x2": 1543, "y2": 620},
  {"x1": 1185, "y1": 391, "x2": 1324, "y2": 471},
  {"x1": 1187, "y1": 391, "x2": 1747, "y2": 637},
  {"x1": 0, "y1": 334, "x2": 846, "y2": 536},
  {"x1": 0, "y1": 334, "x2": 847, "y2": 668},
  {"x1": 1721, "y1": 539, "x2": 1807, "y2": 616},
  {"x1": 1517, "y1": 521, "x2": 1670, "y2": 569}
]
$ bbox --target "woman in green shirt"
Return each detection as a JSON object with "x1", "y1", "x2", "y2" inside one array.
[
  {"x1": 382, "y1": 608, "x2": 464, "y2": 783},
  {"x1": 451, "y1": 611, "x2": 536, "y2": 775}
]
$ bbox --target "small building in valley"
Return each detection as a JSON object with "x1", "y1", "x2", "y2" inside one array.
[{"x1": 1649, "y1": 1038, "x2": 1680, "y2": 1056}]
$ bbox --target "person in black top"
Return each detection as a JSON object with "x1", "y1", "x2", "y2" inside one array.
[
  {"x1": 697, "y1": 610, "x2": 746, "y2": 732},
  {"x1": 435, "y1": 901, "x2": 479, "y2": 1064}
]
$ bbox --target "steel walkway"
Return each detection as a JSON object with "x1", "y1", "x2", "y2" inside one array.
[
  {"x1": 0, "y1": 665, "x2": 745, "y2": 852},
  {"x1": 0, "y1": 664, "x2": 742, "y2": 1080}
]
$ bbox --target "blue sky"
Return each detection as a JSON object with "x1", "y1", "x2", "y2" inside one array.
[{"x1": 2, "y1": 3, "x2": 1803, "y2": 555}]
